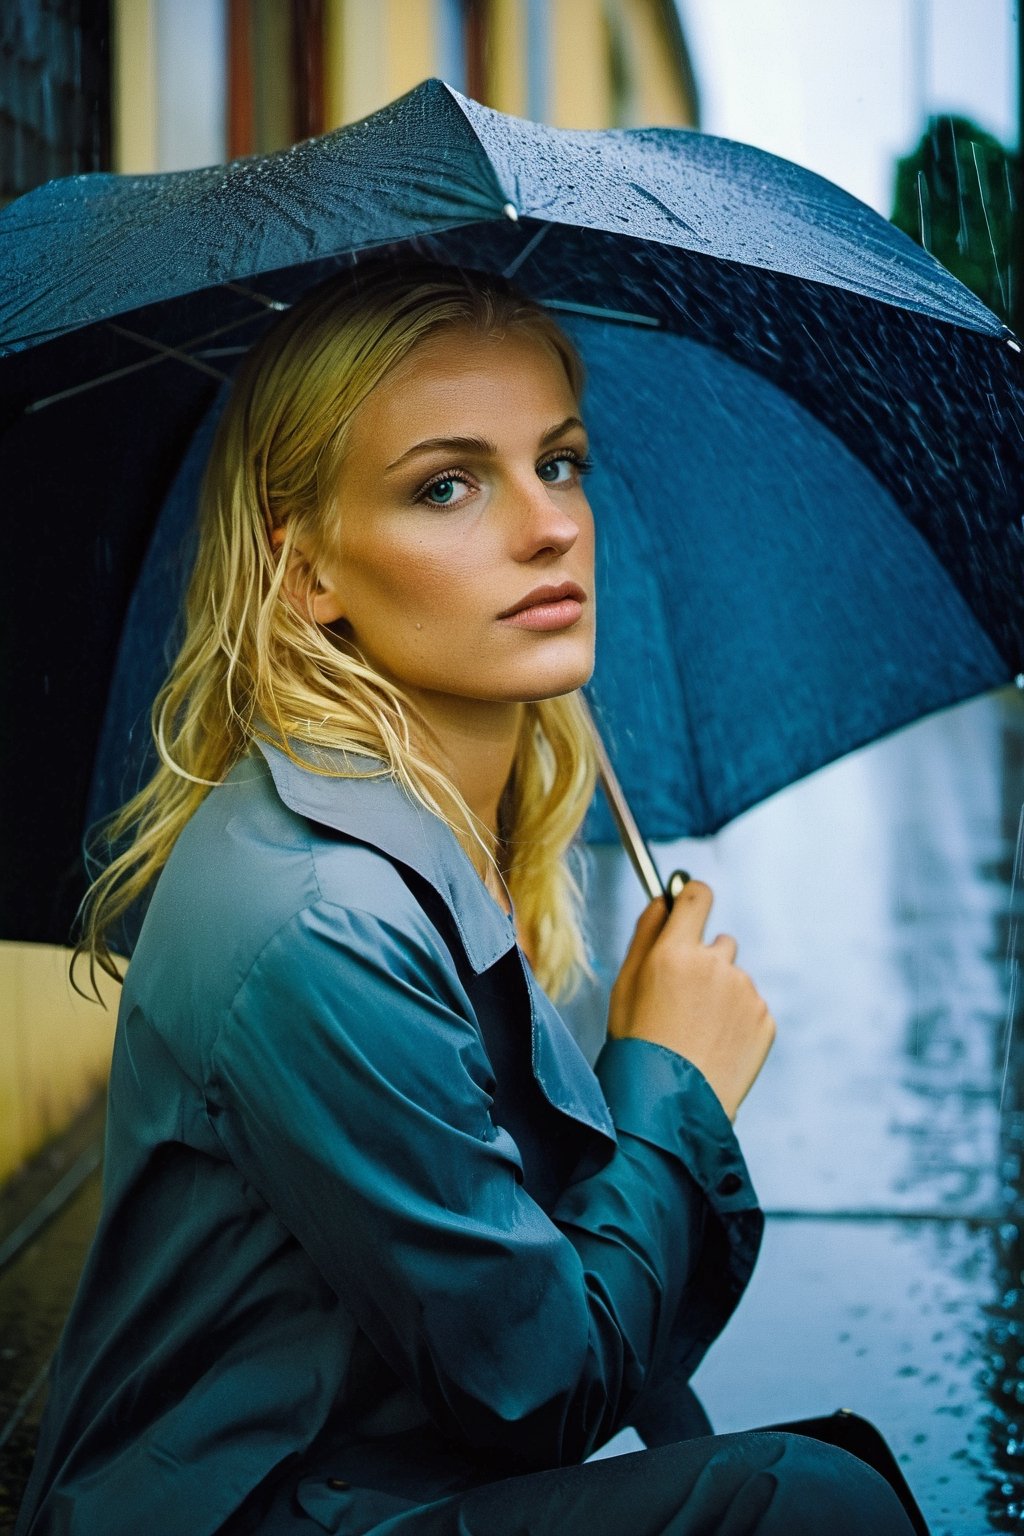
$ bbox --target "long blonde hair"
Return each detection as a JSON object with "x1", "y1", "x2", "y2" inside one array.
[{"x1": 76, "y1": 261, "x2": 598, "y2": 1001}]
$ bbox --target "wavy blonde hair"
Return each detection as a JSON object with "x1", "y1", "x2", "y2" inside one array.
[{"x1": 76, "y1": 260, "x2": 598, "y2": 1001}]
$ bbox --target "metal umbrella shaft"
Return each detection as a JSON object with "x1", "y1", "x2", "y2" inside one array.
[{"x1": 579, "y1": 694, "x2": 690, "y2": 909}]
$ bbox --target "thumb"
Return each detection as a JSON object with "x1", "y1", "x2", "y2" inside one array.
[{"x1": 609, "y1": 897, "x2": 667, "y2": 1036}]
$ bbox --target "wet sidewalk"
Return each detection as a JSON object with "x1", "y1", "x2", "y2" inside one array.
[
  {"x1": 3, "y1": 689, "x2": 1023, "y2": 1534},
  {"x1": 568, "y1": 686, "x2": 1024, "y2": 1534},
  {"x1": 0, "y1": 1095, "x2": 104, "y2": 1528}
]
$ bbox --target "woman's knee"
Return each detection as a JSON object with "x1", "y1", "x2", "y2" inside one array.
[{"x1": 753, "y1": 1432, "x2": 917, "y2": 1536}]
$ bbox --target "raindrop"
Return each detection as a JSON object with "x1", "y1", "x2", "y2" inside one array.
[
  {"x1": 948, "y1": 119, "x2": 969, "y2": 256},
  {"x1": 916, "y1": 170, "x2": 932, "y2": 252},
  {"x1": 970, "y1": 139, "x2": 1008, "y2": 313}
]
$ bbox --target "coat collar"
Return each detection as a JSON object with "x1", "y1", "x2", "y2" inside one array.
[
  {"x1": 253, "y1": 737, "x2": 518, "y2": 975},
  {"x1": 253, "y1": 736, "x2": 616, "y2": 1152}
]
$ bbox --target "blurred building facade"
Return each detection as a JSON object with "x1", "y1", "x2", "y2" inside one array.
[{"x1": 2, "y1": 0, "x2": 699, "y2": 202}]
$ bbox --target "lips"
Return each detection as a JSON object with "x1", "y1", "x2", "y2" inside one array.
[{"x1": 497, "y1": 582, "x2": 587, "y2": 619}]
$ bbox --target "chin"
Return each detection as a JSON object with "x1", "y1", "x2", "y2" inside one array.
[{"x1": 509, "y1": 655, "x2": 596, "y2": 702}]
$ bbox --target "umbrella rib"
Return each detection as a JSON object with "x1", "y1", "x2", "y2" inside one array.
[
  {"x1": 24, "y1": 309, "x2": 273, "y2": 414},
  {"x1": 25, "y1": 352, "x2": 187, "y2": 413},
  {"x1": 502, "y1": 222, "x2": 553, "y2": 280},
  {"x1": 106, "y1": 325, "x2": 231, "y2": 382},
  {"x1": 222, "y1": 281, "x2": 291, "y2": 312},
  {"x1": 544, "y1": 300, "x2": 661, "y2": 328},
  {"x1": 25, "y1": 338, "x2": 225, "y2": 415}
]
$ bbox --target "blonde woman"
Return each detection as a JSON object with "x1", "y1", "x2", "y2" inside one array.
[{"x1": 16, "y1": 263, "x2": 916, "y2": 1536}]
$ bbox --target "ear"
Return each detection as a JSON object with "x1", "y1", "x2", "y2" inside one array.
[{"x1": 270, "y1": 525, "x2": 347, "y2": 626}]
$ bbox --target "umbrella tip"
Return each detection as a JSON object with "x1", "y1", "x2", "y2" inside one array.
[{"x1": 502, "y1": 202, "x2": 519, "y2": 222}]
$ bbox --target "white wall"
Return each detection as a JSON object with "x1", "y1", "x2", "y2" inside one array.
[
  {"x1": 155, "y1": 0, "x2": 227, "y2": 171},
  {"x1": 676, "y1": 0, "x2": 1017, "y2": 214}
]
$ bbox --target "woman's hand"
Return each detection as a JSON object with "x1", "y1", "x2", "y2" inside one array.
[{"x1": 607, "y1": 880, "x2": 775, "y2": 1122}]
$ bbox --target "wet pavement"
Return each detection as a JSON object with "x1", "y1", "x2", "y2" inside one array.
[
  {"x1": 0, "y1": 1096, "x2": 104, "y2": 1530},
  {"x1": 566, "y1": 685, "x2": 1024, "y2": 1533},
  {"x1": 2, "y1": 687, "x2": 1023, "y2": 1533}
]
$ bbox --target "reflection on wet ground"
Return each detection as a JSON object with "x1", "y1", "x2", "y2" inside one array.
[{"x1": 566, "y1": 685, "x2": 1024, "y2": 1534}]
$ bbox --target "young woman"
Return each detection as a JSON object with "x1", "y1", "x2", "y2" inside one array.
[{"x1": 16, "y1": 262, "x2": 916, "y2": 1535}]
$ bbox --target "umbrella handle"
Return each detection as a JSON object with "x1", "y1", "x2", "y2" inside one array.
[{"x1": 579, "y1": 694, "x2": 691, "y2": 910}]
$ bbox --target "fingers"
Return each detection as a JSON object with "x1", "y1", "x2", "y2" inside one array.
[
  {"x1": 734, "y1": 1010, "x2": 777, "y2": 1118},
  {"x1": 710, "y1": 933, "x2": 737, "y2": 964},
  {"x1": 608, "y1": 897, "x2": 668, "y2": 1036},
  {"x1": 619, "y1": 896, "x2": 668, "y2": 979},
  {"x1": 664, "y1": 878, "x2": 713, "y2": 944}
]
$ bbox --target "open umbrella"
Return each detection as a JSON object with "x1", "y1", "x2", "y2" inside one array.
[{"x1": 1, "y1": 78, "x2": 1021, "y2": 942}]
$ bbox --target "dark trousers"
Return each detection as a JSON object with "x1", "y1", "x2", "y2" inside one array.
[{"x1": 243, "y1": 1429, "x2": 921, "y2": 1535}]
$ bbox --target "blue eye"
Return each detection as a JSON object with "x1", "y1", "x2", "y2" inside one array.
[
  {"x1": 426, "y1": 479, "x2": 456, "y2": 504},
  {"x1": 538, "y1": 459, "x2": 570, "y2": 484},
  {"x1": 538, "y1": 451, "x2": 593, "y2": 485},
  {"x1": 419, "y1": 474, "x2": 472, "y2": 507}
]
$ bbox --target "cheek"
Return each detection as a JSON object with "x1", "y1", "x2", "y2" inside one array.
[
  {"x1": 395, "y1": 540, "x2": 476, "y2": 615},
  {"x1": 346, "y1": 524, "x2": 489, "y2": 623}
]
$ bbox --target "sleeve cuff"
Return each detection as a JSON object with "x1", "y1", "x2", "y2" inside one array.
[
  {"x1": 594, "y1": 1036, "x2": 764, "y2": 1382},
  {"x1": 594, "y1": 1037, "x2": 760, "y2": 1218}
]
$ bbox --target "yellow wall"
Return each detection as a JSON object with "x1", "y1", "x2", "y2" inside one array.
[
  {"x1": 550, "y1": 0, "x2": 694, "y2": 130},
  {"x1": 549, "y1": 0, "x2": 611, "y2": 129},
  {"x1": 111, "y1": 0, "x2": 158, "y2": 172},
  {"x1": 485, "y1": 0, "x2": 527, "y2": 118},
  {"x1": 109, "y1": 0, "x2": 696, "y2": 174},
  {"x1": 621, "y1": 0, "x2": 693, "y2": 127},
  {"x1": 1, "y1": 944, "x2": 118, "y2": 1183},
  {"x1": 324, "y1": 0, "x2": 440, "y2": 130}
]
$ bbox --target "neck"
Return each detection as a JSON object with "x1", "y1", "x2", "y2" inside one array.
[{"x1": 407, "y1": 694, "x2": 525, "y2": 853}]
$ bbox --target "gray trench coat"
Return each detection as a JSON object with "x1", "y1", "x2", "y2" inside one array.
[{"x1": 16, "y1": 740, "x2": 763, "y2": 1536}]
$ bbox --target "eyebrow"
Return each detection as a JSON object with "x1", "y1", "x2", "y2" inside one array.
[{"x1": 384, "y1": 415, "x2": 587, "y2": 473}]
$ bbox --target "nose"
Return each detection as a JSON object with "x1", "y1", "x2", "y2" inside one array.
[{"x1": 506, "y1": 471, "x2": 583, "y2": 562}]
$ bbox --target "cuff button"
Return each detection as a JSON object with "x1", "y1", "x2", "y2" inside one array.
[
  {"x1": 327, "y1": 1479, "x2": 351, "y2": 1491},
  {"x1": 717, "y1": 1172, "x2": 742, "y2": 1196}
]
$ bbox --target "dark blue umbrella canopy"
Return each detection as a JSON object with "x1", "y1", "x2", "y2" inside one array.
[{"x1": 0, "y1": 78, "x2": 1020, "y2": 941}]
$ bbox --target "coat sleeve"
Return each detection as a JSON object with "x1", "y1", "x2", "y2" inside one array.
[{"x1": 208, "y1": 896, "x2": 760, "y2": 1467}]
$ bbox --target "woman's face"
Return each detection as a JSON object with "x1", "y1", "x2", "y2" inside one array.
[{"x1": 309, "y1": 322, "x2": 596, "y2": 723}]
